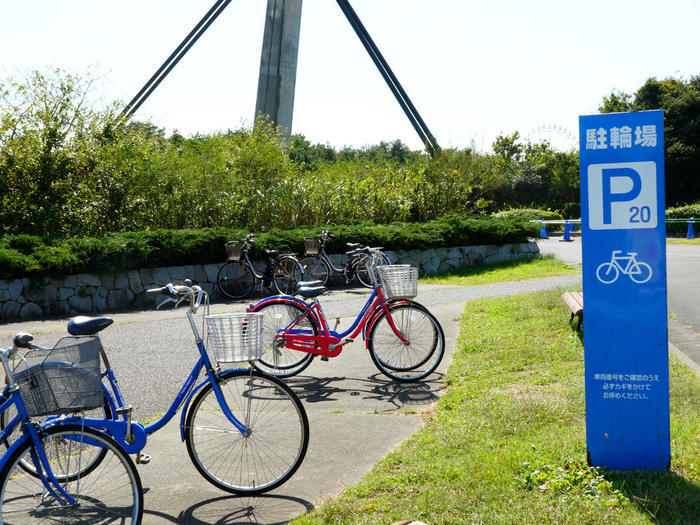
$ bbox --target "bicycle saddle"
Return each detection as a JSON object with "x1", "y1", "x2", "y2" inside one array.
[
  {"x1": 67, "y1": 316, "x2": 114, "y2": 336},
  {"x1": 297, "y1": 285, "x2": 327, "y2": 298},
  {"x1": 345, "y1": 243, "x2": 362, "y2": 251},
  {"x1": 265, "y1": 249, "x2": 279, "y2": 258}
]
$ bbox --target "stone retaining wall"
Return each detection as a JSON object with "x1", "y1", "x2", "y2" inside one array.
[{"x1": 0, "y1": 242, "x2": 539, "y2": 320}]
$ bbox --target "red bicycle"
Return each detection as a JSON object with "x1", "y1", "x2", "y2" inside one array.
[{"x1": 247, "y1": 249, "x2": 444, "y2": 382}]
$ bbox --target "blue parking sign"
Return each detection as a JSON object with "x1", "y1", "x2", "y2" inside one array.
[{"x1": 579, "y1": 110, "x2": 670, "y2": 471}]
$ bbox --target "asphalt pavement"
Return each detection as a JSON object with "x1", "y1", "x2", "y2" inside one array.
[
  {"x1": 1, "y1": 243, "x2": 696, "y2": 522},
  {"x1": 538, "y1": 235, "x2": 700, "y2": 373}
]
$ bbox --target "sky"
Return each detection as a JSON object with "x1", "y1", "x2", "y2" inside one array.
[{"x1": 1, "y1": 0, "x2": 698, "y2": 152}]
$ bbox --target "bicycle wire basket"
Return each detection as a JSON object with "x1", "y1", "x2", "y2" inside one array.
[
  {"x1": 13, "y1": 336, "x2": 103, "y2": 417},
  {"x1": 304, "y1": 237, "x2": 321, "y2": 256},
  {"x1": 377, "y1": 265, "x2": 419, "y2": 300},
  {"x1": 225, "y1": 241, "x2": 244, "y2": 262},
  {"x1": 205, "y1": 312, "x2": 264, "y2": 363}
]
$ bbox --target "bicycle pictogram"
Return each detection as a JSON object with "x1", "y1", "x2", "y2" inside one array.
[{"x1": 596, "y1": 250, "x2": 652, "y2": 284}]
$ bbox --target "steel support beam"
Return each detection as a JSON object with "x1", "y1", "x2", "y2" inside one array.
[{"x1": 255, "y1": 0, "x2": 303, "y2": 139}]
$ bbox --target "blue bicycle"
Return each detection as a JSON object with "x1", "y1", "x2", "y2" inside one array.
[
  {"x1": 2, "y1": 281, "x2": 309, "y2": 496},
  {"x1": 0, "y1": 335, "x2": 144, "y2": 523}
]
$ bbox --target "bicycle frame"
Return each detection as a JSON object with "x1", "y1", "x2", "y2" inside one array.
[
  {"x1": 98, "y1": 307, "x2": 251, "y2": 445},
  {"x1": 252, "y1": 284, "x2": 409, "y2": 359},
  {"x1": 610, "y1": 252, "x2": 639, "y2": 274}
]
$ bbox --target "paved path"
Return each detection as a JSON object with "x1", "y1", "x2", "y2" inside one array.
[
  {"x1": 0, "y1": 275, "x2": 581, "y2": 524},
  {"x1": 538, "y1": 236, "x2": 700, "y2": 373}
]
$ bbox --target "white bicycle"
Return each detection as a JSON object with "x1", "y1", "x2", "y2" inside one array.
[{"x1": 596, "y1": 250, "x2": 652, "y2": 284}]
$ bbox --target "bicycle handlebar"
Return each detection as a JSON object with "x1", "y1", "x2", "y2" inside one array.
[{"x1": 146, "y1": 281, "x2": 206, "y2": 313}]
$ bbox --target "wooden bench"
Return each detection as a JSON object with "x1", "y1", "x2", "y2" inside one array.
[{"x1": 561, "y1": 291, "x2": 583, "y2": 330}]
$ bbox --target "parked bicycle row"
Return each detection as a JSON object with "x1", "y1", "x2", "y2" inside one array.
[
  {"x1": 216, "y1": 230, "x2": 391, "y2": 300},
  {"x1": 0, "y1": 248, "x2": 443, "y2": 522}
]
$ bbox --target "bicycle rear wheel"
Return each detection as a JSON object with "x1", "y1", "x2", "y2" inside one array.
[
  {"x1": 251, "y1": 299, "x2": 317, "y2": 378},
  {"x1": 299, "y1": 255, "x2": 331, "y2": 286},
  {"x1": 184, "y1": 369, "x2": 309, "y2": 495},
  {"x1": 272, "y1": 256, "x2": 303, "y2": 295},
  {"x1": 368, "y1": 302, "x2": 445, "y2": 381},
  {"x1": 356, "y1": 251, "x2": 391, "y2": 288},
  {"x1": 0, "y1": 424, "x2": 143, "y2": 524},
  {"x1": 217, "y1": 262, "x2": 256, "y2": 299}
]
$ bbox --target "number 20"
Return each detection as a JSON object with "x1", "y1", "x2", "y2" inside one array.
[{"x1": 629, "y1": 206, "x2": 651, "y2": 223}]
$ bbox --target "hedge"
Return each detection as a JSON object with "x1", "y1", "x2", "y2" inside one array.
[
  {"x1": 0, "y1": 216, "x2": 539, "y2": 280},
  {"x1": 666, "y1": 204, "x2": 700, "y2": 236}
]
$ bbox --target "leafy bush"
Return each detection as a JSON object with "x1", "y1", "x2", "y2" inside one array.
[
  {"x1": 666, "y1": 203, "x2": 700, "y2": 236},
  {"x1": 493, "y1": 208, "x2": 564, "y2": 232},
  {"x1": 0, "y1": 218, "x2": 538, "y2": 280}
]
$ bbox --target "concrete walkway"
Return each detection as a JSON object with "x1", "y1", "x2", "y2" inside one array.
[{"x1": 0, "y1": 275, "x2": 582, "y2": 524}]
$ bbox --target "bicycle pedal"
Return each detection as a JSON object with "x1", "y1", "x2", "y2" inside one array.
[
  {"x1": 320, "y1": 356, "x2": 329, "y2": 361},
  {"x1": 136, "y1": 452, "x2": 151, "y2": 465}
]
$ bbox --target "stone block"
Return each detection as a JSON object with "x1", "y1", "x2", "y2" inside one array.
[
  {"x1": 528, "y1": 241, "x2": 540, "y2": 253},
  {"x1": 2, "y1": 301, "x2": 21, "y2": 319},
  {"x1": 75, "y1": 273, "x2": 100, "y2": 287},
  {"x1": 49, "y1": 301, "x2": 72, "y2": 316},
  {"x1": 71, "y1": 294, "x2": 93, "y2": 312},
  {"x1": 194, "y1": 265, "x2": 208, "y2": 284},
  {"x1": 127, "y1": 270, "x2": 143, "y2": 294},
  {"x1": 139, "y1": 269, "x2": 154, "y2": 288},
  {"x1": 203, "y1": 264, "x2": 220, "y2": 283},
  {"x1": 100, "y1": 272, "x2": 116, "y2": 290},
  {"x1": 486, "y1": 244, "x2": 498, "y2": 256},
  {"x1": 19, "y1": 302, "x2": 43, "y2": 319},
  {"x1": 114, "y1": 272, "x2": 129, "y2": 290},
  {"x1": 9, "y1": 279, "x2": 23, "y2": 300},
  {"x1": 23, "y1": 283, "x2": 58, "y2": 307},
  {"x1": 0, "y1": 290, "x2": 9, "y2": 301},
  {"x1": 107, "y1": 289, "x2": 131, "y2": 311},
  {"x1": 152, "y1": 267, "x2": 172, "y2": 286},
  {"x1": 0, "y1": 279, "x2": 7, "y2": 290},
  {"x1": 59, "y1": 287, "x2": 74, "y2": 301}
]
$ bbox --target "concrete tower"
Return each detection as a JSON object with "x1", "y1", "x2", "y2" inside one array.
[{"x1": 255, "y1": 0, "x2": 303, "y2": 140}]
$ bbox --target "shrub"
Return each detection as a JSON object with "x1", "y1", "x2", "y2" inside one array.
[
  {"x1": 493, "y1": 208, "x2": 564, "y2": 232},
  {"x1": 0, "y1": 218, "x2": 538, "y2": 280},
  {"x1": 666, "y1": 204, "x2": 700, "y2": 236}
]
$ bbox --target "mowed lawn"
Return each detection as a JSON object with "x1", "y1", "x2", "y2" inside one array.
[{"x1": 293, "y1": 289, "x2": 700, "y2": 525}]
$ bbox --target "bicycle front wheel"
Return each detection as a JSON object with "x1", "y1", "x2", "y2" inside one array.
[
  {"x1": 272, "y1": 256, "x2": 303, "y2": 295},
  {"x1": 368, "y1": 302, "x2": 445, "y2": 382},
  {"x1": 251, "y1": 299, "x2": 317, "y2": 378},
  {"x1": 356, "y1": 251, "x2": 391, "y2": 288},
  {"x1": 184, "y1": 369, "x2": 309, "y2": 495},
  {"x1": 0, "y1": 424, "x2": 143, "y2": 524},
  {"x1": 217, "y1": 262, "x2": 256, "y2": 299},
  {"x1": 299, "y1": 255, "x2": 331, "y2": 286}
]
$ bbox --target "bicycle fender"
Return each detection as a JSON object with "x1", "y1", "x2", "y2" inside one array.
[
  {"x1": 178, "y1": 367, "x2": 248, "y2": 441},
  {"x1": 43, "y1": 417, "x2": 148, "y2": 455},
  {"x1": 247, "y1": 295, "x2": 309, "y2": 312},
  {"x1": 0, "y1": 430, "x2": 31, "y2": 470}
]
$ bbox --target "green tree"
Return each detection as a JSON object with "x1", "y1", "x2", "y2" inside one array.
[{"x1": 599, "y1": 76, "x2": 700, "y2": 205}]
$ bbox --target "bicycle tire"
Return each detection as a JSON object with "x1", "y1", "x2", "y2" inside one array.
[
  {"x1": 251, "y1": 299, "x2": 317, "y2": 378},
  {"x1": 368, "y1": 302, "x2": 445, "y2": 382},
  {"x1": 272, "y1": 256, "x2": 303, "y2": 295},
  {"x1": 0, "y1": 424, "x2": 143, "y2": 524},
  {"x1": 184, "y1": 369, "x2": 309, "y2": 495},
  {"x1": 217, "y1": 262, "x2": 256, "y2": 299},
  {"x1": 595, "y1": 262, "x2": 619, "y2": 284},
  {"x1": 299, "y1": 255, "x2": 331, "y2": 286},
  {"x1": 629, "y1": 262, "x2": 652, "y2": 284},
  {"x1": 0, "y1": 390, "x2": 114, "y2": 479},
  {"x1": 356, "y1": 251, "x2": 391, "y2": 288}
]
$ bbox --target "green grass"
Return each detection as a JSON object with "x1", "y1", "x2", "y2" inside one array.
[
  {"x1": 293, "y1": 290, "x2": 700, "y2": 525},
  {"x1": 667, "y1": 238, "x2": 700, "y2": 245},
  {"x1": 419, "y1": 255, "x2": 579, "y2": 286}
]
